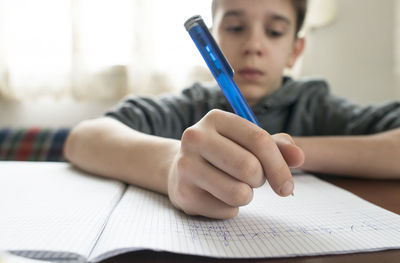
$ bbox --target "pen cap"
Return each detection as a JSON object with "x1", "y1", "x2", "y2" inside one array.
[
  {"x1": 184, "y1": 15, "x2": 234, "y2": 78},
  {"x1": 183, "y1": 15, "x2": 202, "y2": 31}
]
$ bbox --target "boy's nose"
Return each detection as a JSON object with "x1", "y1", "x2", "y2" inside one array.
[{"x1": 241, "y1": 30, "x2": 266, "y2": 57}]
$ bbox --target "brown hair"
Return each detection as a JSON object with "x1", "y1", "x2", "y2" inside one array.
[{"x1": 211, "y1": 0, "x2": 308, "y2": 35}]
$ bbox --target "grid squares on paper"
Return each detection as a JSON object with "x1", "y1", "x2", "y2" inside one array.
[{"x1": 89, "y1": 174, "x2": 400, "y2": 261}]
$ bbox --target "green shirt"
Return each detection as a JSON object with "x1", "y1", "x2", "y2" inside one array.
[{"x1": 106, "y1": 77, "x2": 400, "y2": 139}]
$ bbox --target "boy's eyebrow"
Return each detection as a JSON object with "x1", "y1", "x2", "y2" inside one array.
[
  {"x1": 222, "y1": 10, "x2": 245, "y2": 19},
  {"x1": 222, "y1": 10, "x2": 292, "y2": 26},
  {"x1": 269, "y1": 14, "x2": 291, "y2": 25}
]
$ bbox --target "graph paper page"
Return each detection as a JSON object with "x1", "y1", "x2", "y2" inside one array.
[
  {"x1": 90, "y1": 173, "x2": 400, "y2": 261},
  {"x1": 0, "y1": 162, "x2": 126, "y2": 262}
]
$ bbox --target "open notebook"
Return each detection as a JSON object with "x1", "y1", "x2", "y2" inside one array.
[{"x1": 1, "y1": 161, "x2": 400, "y2": 263}]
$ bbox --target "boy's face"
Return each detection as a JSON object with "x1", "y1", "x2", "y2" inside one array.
[{"x1": 212, "y1": 0, "x2": 304, "y2": 105}]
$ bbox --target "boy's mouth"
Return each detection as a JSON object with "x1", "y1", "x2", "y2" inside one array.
[{"x1": 237, "y1": 68, "x2": 264, "y2": 81}]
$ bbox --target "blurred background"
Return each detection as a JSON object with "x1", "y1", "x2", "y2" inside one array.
[{"x1": 0, "y1": 0, "x2": 399, "y2": 128}]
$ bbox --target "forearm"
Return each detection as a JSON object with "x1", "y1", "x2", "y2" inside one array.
[
  {"x1": 64, "y1": 117, "x2": 180, "y2": 194},
  {"x1": 294, "y1": 129, "x2": 400, "y2": 179}
]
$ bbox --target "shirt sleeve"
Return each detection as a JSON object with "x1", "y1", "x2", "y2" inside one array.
[
  {"x1": 104, "y1": 83, "x2": 224, "y2": 139},
  {"x1": 312, "y1": 91, "x2": 400, "y2": 135}
]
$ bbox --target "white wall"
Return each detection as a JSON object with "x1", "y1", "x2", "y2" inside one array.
[
  {"x1": 0, "y1": 0, "x2": 398, "y2": 128},
  {"x1": 301, "y1": 0, "x2": 398, "y2": 105}
]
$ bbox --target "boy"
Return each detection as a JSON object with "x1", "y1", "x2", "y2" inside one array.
[{"x1": 64, "y1": 0, "x2": 400, "y2": 219}]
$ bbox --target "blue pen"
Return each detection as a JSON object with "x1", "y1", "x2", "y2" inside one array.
[{"x1": 184, "y1": 15, "x2": 260, "y2": 126}]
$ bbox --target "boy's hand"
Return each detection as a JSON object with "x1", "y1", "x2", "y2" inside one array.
[{"x1": 167, "y1": 109, "x2": 304, "y2": 219}]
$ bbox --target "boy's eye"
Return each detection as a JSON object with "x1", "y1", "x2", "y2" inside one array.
[
  {"x1": 266, "y1": 29, "x2": 283, "y2": 38},
  {"x1": 226, "y1": 25, "x2": 244, "y2": 33}
]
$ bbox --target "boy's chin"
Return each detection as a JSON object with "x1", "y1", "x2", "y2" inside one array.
[{"x1": 240, "y1": 85, "x2": 273, "y2": 105}]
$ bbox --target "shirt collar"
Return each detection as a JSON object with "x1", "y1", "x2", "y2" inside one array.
[
  {"x1": 252, "y1": 77, "x2": 303, "y2": 110},
  {"x1": 212, "y1": 76, "x2": 305, "y2": 110}
]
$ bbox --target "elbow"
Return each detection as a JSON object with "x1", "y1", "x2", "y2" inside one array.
[
  {"x1": 63, "y1": 118, "x2": 103, "y2": 164},
  {"x1": 63, "y1": 120, "x2": 87, "y2": 163}
]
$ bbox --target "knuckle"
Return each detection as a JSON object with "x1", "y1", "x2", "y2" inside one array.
[
  {"x1": 252, "y1": 130, "x2": 277, "y2": 155},
  {"x1": 236, "y1": 156, "x2": 262, "y2": 186},
  {"x1": 249, "y1": 129, "x2": 273, "y2": 148},
  {"x1": 249, "y1": 128, "x2": 268, "y2": 141},
  {"x1": 204, "y1": 109, "x2": 224, "y2": 123},
  {"x1": 207, "y1": 108, "x2": 223, "y2": 117},
  {"x1": 230, "y1": 183, "x2": 253, "y2": 206},
  {"x1": 181, "y1": 127, "x2": 202, "y2": 147}
]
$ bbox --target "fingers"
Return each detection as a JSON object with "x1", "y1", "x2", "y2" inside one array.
[
  {"x1": 169, "y1": 153, "x2": 251, "y2": 219},
  {"x1": 206, "y1": 110, "x2": 298, "y2": 196},
  {"x1": 174, "y1": 151, "x2": 254, "y2": 208},
  {"x1": 181, "y1": 126, "x2": 265, "y2": 188},
  {"x1": 183, "y1": 154, "x2": 254, "y2": 207},
  {"x1": 177, "y1": 186, "x2": 239, "y2": 219}
]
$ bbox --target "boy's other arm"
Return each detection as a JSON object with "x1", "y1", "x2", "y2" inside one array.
[
  {"x1": 64, "y1": 117, "x2": 180, "y2": 194},
  {"x1": 294, "y1": 128, "x2": 400, "y2": 179}
]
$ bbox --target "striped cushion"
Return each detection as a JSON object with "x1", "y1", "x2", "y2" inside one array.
[{"x1": 0, "y1": 128, "x2": 70, "y2": 162}]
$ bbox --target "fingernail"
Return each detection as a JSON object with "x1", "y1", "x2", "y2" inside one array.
[{"x1": 280, "y1": 180, "x2": 294, "y2": 196}]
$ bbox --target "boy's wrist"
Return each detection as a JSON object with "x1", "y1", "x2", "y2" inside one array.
[{"x1": 162, "y1": 141, "x2": 181, "y2": 195}]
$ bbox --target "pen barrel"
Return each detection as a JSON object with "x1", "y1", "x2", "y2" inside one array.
[
  {"x1": 185, "y1": 16, "x2": 260, "y2": 126},
  {"x1": 217, "y1": 74, "x2": 260, "y2": 126}
]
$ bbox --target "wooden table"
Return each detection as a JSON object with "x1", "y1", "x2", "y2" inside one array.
[{"x1": 103, "y1": 176, "x2": 400, "y2": 263}]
